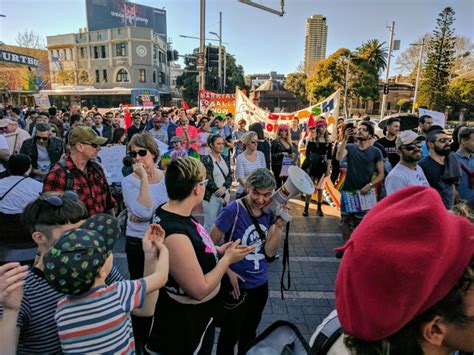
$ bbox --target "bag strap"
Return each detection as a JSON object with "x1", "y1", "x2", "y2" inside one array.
[
  {"x1": 0, "y1": 176, "x2": 29, "y2": 201},
  {"x1": 224, "y1": 200, "x2": 240, "y2": 243},
  {"x1": 280, "y1": 222, "x2": 291, "y2": 299},
  {"x1": 214, "y1": 158, "x2": 229, "y2": 178},
  {"x1": 241, "y1": 197, "x2": 267, "y2": 243}
]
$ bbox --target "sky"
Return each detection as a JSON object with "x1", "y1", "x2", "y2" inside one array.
[{"x1": 0, "y1": 0, "x2": 473, "y2": 76}]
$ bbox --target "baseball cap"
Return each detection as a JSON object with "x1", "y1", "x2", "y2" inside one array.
[
  {"x1": 0, "y1": 118, "x2": 13, "y2": 128},
  {"x1": 335, "y1": 186, "x2": 474, "y2": 341},
  {"x1": 43, "y1": 214, "x2": 121, "y2": 295},
  {"x1": 68, "y1": 126, "x2": 108, "y2": 146},
  {"x1": 395, "y1": 130, "x2": 425, "y2": 149},
  {"x1": 170, "y1": 136, "x2": 182, "y2": 143}
]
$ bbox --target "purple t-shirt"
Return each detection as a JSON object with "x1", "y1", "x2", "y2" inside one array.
[{"x1": 215, "y1": 200, "x2": 275, "y2": 289}]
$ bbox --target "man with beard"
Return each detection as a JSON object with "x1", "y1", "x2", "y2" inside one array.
[
  {"x1": 377, "y1": 117, "x2": 400, "y2": 168},
  {"x1": 336, "y1": 121, "x2": 384, "y2": 242},
  {"x1": 385, "y1": 130, "x2": 430, "y2": 195},
  {"x1": 454, "y1": 126, "x2": 474, "y2": 208},
  {"x1": 149, "y1": 115, "x2": 168, "y2": 145},
  {"x1": 418, "y1": 115, "x2": 433, "y2": 158},
  {"x1": 419, "y1": 130, "x2": 461, "y2": 209}
]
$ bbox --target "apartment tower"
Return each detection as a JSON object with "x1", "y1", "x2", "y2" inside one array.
[{"x1": 304, "y1": 14, "x2": 328, "y2": 76}]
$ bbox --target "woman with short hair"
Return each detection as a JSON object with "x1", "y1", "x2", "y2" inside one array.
[
  {"x1": 122, "y1": 132, "x2": 168, "y2": 352},
  {"x1": 235, "y1": 131, "x2": 266, "y2": 198},
  {"x1": 147, "y1": 156, "x2": 253, "y2": 354},
  {"x1": 211, "y1": 168, "x2": 286, "y2": 354},
  {"x1": 201, "y1": 134, "x2": 232, "y2": 232}
]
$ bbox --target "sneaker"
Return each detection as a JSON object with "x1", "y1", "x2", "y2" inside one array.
[
  {"x1": 317, "y1": 209, "x2": 324, "y2": 217},
  {"x1": 303, "y1": 209, "x2": 309, "y2": 217}
]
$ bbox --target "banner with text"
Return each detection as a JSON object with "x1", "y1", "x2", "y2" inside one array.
[{"x1": 198, "y1": 90, "x2": 236, "y2": 116}]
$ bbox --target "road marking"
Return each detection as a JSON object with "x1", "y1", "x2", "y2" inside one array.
[{"x1": 269, "y1": 290, "x2": 335, "y2": 299}]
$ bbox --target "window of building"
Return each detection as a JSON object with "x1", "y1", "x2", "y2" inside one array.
[
  {"x1": 94, "y1": 46, "x2": 99, "y2": 59},
  {"x1": 101, "y1": 45, "x2": 106, "y2": 58},
  {"x1": 139, "y1": 69, "x2": 146, "y2": 83},
  {"x1": 95, "y1": 70, "x2": 100, "y2": 83},
  {"x1": 153, "y1": 46, "x2": 157, "y2": 60},
  {"x1": 103, "y1": 69, "x2": 108, "y2": 82},
  {"x1": 116, "y1": 68, "x2": 129, "y2": 82},
  {"x1": 160, "y1": 72, "x2": 166, "y2": 84},
  {"x1": 80, "y1": 71, "x2": 89, "y2": 83},
  {"x1": 116, "y1": 43, "x2": 127, "y2": 57},
  {"x1": 80, "y1": 47, "x2": 86, "y2": 59},
  {"x1": 98, "y1": 33, "x2": 102, "y2": 40},
  {"x1": 153, "y1": 70, "x2": 157, "y2": 84}
]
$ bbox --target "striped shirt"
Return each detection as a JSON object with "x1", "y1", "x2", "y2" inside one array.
[
  {"x1": 235, "y1": 151, "x2": 267, "y2": 193},
  {"x1": 55, "y1": 280, "x2": 146, "y2": 354},
  {"x1": 0, "y1": 266, "x2": 123, "y2": 354}
]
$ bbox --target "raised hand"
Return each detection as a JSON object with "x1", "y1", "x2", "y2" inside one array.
[{"x1": 0, "y1": 263, "x2": 28, "y2": 311}]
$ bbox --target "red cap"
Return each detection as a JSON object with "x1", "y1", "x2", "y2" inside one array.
[
  {"x1": 335, "y1": 186, "x2": 474, "y2": 341},
  {"x1": 307, "y1": 114, "x2": 316, "y2": 128}
]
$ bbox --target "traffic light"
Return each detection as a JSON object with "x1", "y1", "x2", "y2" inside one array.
[
  {"x1": 206, "y1": 46, "x2": 219, "y2": 69},
  {"x1": 383, "y1": 83, "x2": 390, "y2": 95},
  {"x1": 167, "y1": 50, "x2": 179, "y2": 62}
]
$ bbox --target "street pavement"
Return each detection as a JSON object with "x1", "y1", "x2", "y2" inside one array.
[{"x1": 113, "y1": 197, "x2": 342, "y2": 345}]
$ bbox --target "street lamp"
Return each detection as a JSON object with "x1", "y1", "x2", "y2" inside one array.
[{"x1": 179, "y1": 34, "x2": 227, "y2": 44}]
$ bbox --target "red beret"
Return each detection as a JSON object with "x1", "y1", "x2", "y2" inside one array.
[{"x1": 335, "y1": 186, "x2": 474, "y2": 341}]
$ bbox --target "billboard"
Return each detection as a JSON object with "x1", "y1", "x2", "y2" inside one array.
[{"x1": 86, "y1": 0, "x2": 167, "y2": 40}]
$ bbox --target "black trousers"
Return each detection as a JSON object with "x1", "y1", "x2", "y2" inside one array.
[
  {"x1": 125, "y1": 236, "x2": 152, "y2": 354},
  {"x1": 216, "y1": 282, "x2": 269, "y2": 355}
]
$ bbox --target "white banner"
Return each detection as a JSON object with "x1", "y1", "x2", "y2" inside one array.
[
  {"x1": 97, "y1": 145, "x2": 127, "y2": 184},
  {"x1": 418, "y1": 108, "x2": 446, "y2": 128}
]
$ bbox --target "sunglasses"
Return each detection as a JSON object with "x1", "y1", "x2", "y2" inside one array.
[
  {"x1": 402, "y1": 142, "x2": 423, "y2": 151},
  {"x1": 128, "y1": 149, "x2": 148, "y2": 158},
  {"x1": 249, "y1": 140, "x2": 258, "y2": 144},
  {"x1": 51, "y1": 130, "x2": 57, "y2": 133},
  {"x1": 83, "y1": 142, "x2": 99, "y2": 148},
  {"x1": 40, "y1": 190, "x2": 80, "y2": 207},
  {"x1": 198, "y1": 179, "x2": 209, "y2": 186},
  {"x1": 36, "y1": 136, "x2": 49, "y2": 141}
]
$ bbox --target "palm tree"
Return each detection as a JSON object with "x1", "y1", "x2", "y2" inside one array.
[{"x1": 356, "y1": 39, "x2": 388, "y2": 73}]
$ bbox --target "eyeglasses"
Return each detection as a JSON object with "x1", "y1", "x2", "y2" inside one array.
[
  {"x1": 51, "y1": 130, "x2": 57, "y2": 133},
  {"x1": 435, "y1": 138, "x2": 450, "y2": 144},
  {"x1": 402, "y1": 142, "x2": 423, "y2": 151},
  {"x1": 128, "y1": 149, "x2": 148, "y2": 158},
  {"x1": 36, "y1": 136, "x2": 49, "y2": 141},
  {"x1": 83, "y1": 142, "x2": 99, "y2": 149},
  {"x1": 198, "y1": 179, "x2": 208, "y2": 186},
  {"x1": 249, "y1": 141, "x2": 258, "y2": 144}
]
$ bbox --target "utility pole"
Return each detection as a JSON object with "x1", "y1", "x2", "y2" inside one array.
[
  {"x1": 411, "y1": 38, "x2": 425, "y2": 114},
  {"x1": 198, "y1": 0, "x2": 206, "y2": 90},
  {"x1": 223, "y1": 50, "x2": 227, "y2": 93},
  {"x1": 343, "y1": 56, "x2": 351, "y2": 119},
  {"x1": 380, "y1": 21, "x2": 395, "y2": 119},
  {"x1": 218, "y1": 11, "x2": 222, "y2": 93}
]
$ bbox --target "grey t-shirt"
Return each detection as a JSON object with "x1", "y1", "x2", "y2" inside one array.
[
  {"x1": 342, "y1": 144, "x2": 383, "y2": 191},
  {"x1": 36, "y1": 143, "x2": 51, "y2": 174},
  {"x1": 385, "y1": 163, "x2": 430, "y2": 195}
]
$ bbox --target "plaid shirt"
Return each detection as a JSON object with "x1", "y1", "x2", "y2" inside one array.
[{"x1": 43, "y1": 156, "x2": 115, "y2": 217}]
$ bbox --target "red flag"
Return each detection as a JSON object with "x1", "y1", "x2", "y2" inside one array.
[
  {"x1": 181, "y1": 100, "x2": 190, "y2": 110},
  {"x1": 308, "y1": 114, "x2": 316, "y2": 128},
  {"x1": 124, "y1": 109, "x2": 132, "y2": 130}
]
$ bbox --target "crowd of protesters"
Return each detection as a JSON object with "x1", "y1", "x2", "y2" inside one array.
[{"x1": 0, "y1": 102, "x2": 473, "y2": 355}]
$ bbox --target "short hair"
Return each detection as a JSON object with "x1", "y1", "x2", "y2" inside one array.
[
  {"x1": 458, "y1": 126, "x2": 474, "y2": 143},
  {"x1": 70, "y1": 114, "x2": 82, "y2": 125},
  {"x1": 165, "y1": 157, "x2": 206, "y2": 201},
  {"x1": 22, "y1": 192, "x2": 88, "y2": 237},
  {"x1": 112, "y1": 128, "x2": 126, "y2": 144},
  {"x1": 386, "y1": 117, "x2": 400, "y2": 126},
  {"x1": 419, "y1": 115, "x2": 432, "y2": 124},
  {"x1": 426, "y1": 129, "x2": 445, "y2": 143},
  {"x1": 359, "y1": 121, "x2": 374, "y2": 136},
  {"x1": 93, "y1": 112, "x2": 102, "y2": 118},
  {"x1": 207, "y1": 133, "x2": 224, "y2": 147},
  {"x1": 48, "y1": 107, "x2": 57, "y2": 116},
  {"x1": 249, "y1": 122, "x2": 265, "y2": 140},
  {"x1": 8, "y1": 154, "x2": 31, "y2": 175},
  {"x1": 238, "y1": 119, "x2": 247, "y2": 125},
  {"x1": 245, "y1": 168, "x2": 276, "y2": 190},
  {"x1": 36, "y1": 123, "x2": 50, "y2": 133},
  {"x1": 241, "y1": 131, "x2": 258, "y2": 145},
  {"x1": 129, "y1": 132, "x2": 160, "y2": 162}
]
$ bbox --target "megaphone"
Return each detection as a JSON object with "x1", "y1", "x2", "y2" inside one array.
[{"x1": 263, "y1": 166, "x2": 315, "y2": 222}]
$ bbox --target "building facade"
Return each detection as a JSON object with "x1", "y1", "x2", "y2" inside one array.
[
  {"x1": 304, "y1": 14, "x2": 328, "y2": 76},
  {"x1": 46, "y1": 26, "x2": 172, "y2": 100},
  {"x1": 245, "y1": 71, "x2": 286, "y2": 89}
]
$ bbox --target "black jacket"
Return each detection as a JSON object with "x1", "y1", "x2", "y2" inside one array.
[
  {"x1": 201, "y1": 154, "x2": 233, "y2": 202},
  {"x1": 92, "y1": 125, "x2": 113, "y2": 145},
  {"x1": 20, "y1": 137, "x2": 64, "y2": 169}
]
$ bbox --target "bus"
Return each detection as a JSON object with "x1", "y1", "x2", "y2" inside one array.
[{"x1": 39, "y1": 87, "x2": 160, "y2": 110}]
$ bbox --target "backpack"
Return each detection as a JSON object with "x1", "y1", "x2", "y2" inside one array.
[{"x1": 243, "y1": 311, "x2": 343, "y2": 355}]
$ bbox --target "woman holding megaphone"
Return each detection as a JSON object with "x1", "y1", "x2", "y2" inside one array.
[{"x1": 210, "y1": 168, "x2": 287, "y2": 355}]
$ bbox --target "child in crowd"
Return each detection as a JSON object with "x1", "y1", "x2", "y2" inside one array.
[{"x1": 43, "y1": 214, "x2": 169, "y2": 354}]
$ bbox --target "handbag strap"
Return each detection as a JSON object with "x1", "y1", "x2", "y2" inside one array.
[
  {"x1": 224, "y1": 200, "x2": 240, "y2": 243},
  {"x1": 214, "y1": 158, "x2": 228, "y2": 179},
  {"x1": 0, "y1": 176, "x2": 29, "y2": 201},
  {"x1": 241, "y1": 197, "x2": 267, "y2": 244}
]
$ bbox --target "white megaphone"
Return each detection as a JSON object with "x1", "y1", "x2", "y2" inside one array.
[{"x1": 263, "y1": 166, "x2": 315, "y2": 222}]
